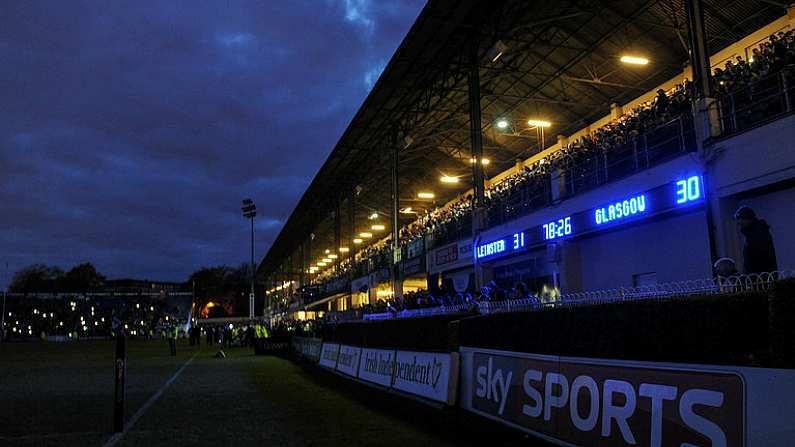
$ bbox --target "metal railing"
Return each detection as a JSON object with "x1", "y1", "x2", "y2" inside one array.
[
  {"x1": 477, "y1": 270, "x2": 793, "y2": 315},
  {"x1": 322, "y1": 270, "x2": 793, "y2": 321},
  {"x1": 714, "y1": 67, "x2": 795, "y2": 136},
  {"x1": 481, "y1": 115, "x2": 696, "y2": 230},
  {"x1": 361, "y1": 303, "x2": 473, "y2": 320}
]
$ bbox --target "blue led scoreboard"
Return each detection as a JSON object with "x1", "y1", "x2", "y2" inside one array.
[{"x1": 475, "y1": 175, "x2": 704, "y2": 260}]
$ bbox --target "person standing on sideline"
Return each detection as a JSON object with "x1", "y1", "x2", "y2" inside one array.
[
  {"x1": 168, "y1": 322, "x2": 178, "y2": 356},
  {"x1": 734, "y1": 206, "x2": 778, "y2": 275}
]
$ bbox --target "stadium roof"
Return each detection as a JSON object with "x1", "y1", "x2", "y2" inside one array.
[{"x1": 259, "y1": 0, "x2": 787, "y2": 279}]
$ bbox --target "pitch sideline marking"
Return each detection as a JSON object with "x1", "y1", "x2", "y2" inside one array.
[{"x1": 103, "y1": 350, "x2": 200, "y2": 447}]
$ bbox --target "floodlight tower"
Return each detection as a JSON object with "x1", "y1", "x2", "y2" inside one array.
[{"x1": 241, "y1": 199, "x2": 257, "y2": 319}]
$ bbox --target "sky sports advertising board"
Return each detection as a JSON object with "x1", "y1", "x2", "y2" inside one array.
[
  {"x1": 459, "y1": 347, "x2": 795, "y2": 447},
  {"x1": 475, "y1": 175, "x2": 704, "y2": 261}
]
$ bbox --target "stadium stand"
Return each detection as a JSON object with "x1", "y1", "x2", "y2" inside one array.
[{"x1": 257, "y1": 1, "x2": 795, "y2": 326}]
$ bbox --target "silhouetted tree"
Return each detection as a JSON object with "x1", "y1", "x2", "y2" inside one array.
[
  {"x1": 62, "y1": 262, "x2": 105, "y2": 292},
  {"x1": 9, "y1": 264, "x2": 64, "y2": 293}
]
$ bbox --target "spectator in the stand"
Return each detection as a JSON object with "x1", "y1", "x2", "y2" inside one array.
[
  {"x1": 714, "y1": 257, "x2": 740, "y2": 293},
  {"x1": 734, "y1": 206, "x2": 778, "y2": 275},
  {"x1": 512, "y1": 282, "x2": 528, "y2": 300},
  {"x1": 653, "y1": 88, "x2": 669, "y2": 119},
  {"x1": 714, "y1": 257, "x2": 739, "y2": 279}
]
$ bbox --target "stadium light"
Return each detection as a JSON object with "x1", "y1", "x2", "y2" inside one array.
[
  {"x1": 324, "y1": 249, "x2": 330, "y2": 254},
  {"x1": 496, "y1": 118, "x2": 510, "y2": 129},
  {"x1": 317, "y1": 262, "x2": 326, "y2": 267},
  {"x1": 328, "y1": 254, "x2": 338, "y2": 259},
  {"x1": 400, "y1": 207, "x2": 414, "y2": 214},
  {"x1": 368, "y1": 212, "x2": 379, "y2": 220},
  {"x1": 241, "y1": 198, "x2": 257, "y2": 319},
  {"x1": 371, "y1": 224, "x2": 385, "y2": 231},
  {"x1": 417, "y1": 192, "x2": 435, "y2": 199},
  {"x1": 376, "y1": 290, "x2": 394, "y2": 296},
  {"x1": 487, "y1": 40, "x2": 509, "y2": 63},
  {"x1": 359, "y1": 232, "x2": 373, "y2": 238},
  {"x1": 353, "y1": 238, "x2": 363, "y2": 244},
  {"x1": 527, "y1": 119, "x2": 552, "y2": 128},
  {"x1": 440, "y1": 175, "x2": 459, "y2": 184},
  {"x1": 339, "y1": 247, "x2": 349, "y2": 253},
  {"x1": 322, "y1": 258, "x2": 331, "y2": 263},
  {"x1": 620, "y1": 55, "x2": 649, "y2": 65},
  {"x1": 470, "y1": 158, "x2": 490, "y2": 165}
]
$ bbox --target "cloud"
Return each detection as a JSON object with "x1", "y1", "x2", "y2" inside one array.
[
  {"x1": 364, "y1": 60, "x2": 386, "y2": 91},
  {"x1": 0, "y1": 0, "x2": 424, "y2": 289},
  {"x1": 343, "y1": 0, "x2": 375, "y2": 32},
  {"x1": 218, "y1": 32, "x2": 255, "y2": 47}
]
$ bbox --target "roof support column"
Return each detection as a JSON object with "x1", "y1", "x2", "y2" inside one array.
[
  {"x1": 685, "y1": 0, "x2": 714, "y2": 100},
  {"x1": 299, "y1": 242, "x2": 305, "y2": 306},
  {"x1": 334, "y1": 199, "x2": 341, "y2": 274},
  {"x1": 391, "y1": 132, "x2": 403, "y2": 301},
  {"x1": 468, "y1": 40, "x2": 486, "y2": 208},
  {"x1": 685, "y1": 0, "x2": 723, "y2": 266},
  {"x1": 348, "y1": 191, "x2": 355, "y2": 270},
  {"x1": 468, "y1": 38, "x2": 486, "y2": 294},
  {"x1": 307, "y1": 233, "x2": 313, "y2": 282}
]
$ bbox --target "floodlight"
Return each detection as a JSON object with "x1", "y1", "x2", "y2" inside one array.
[
  {"x1": 620, "y1": 55, "x2": 649, "y2": 65},
  {"x1": 527, "y1": 119, "x2": 552, "y2": 128}
]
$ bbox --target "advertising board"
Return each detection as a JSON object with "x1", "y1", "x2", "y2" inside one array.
[
  {"x1": 319, "y1": 343, "x2": 340, "y2": 369},
  {"x1": 336, "y1": 345, "x2": 362, "y2": 377},
  {"x1": 428, "y1": 240, "x2": 474, "y2": 274},
  {"x1": 303, "y1": 338, "x2": 322, "y2": 363},
  {"x1": 392, "y1": 350, "x2": 459, "y2": 405},
  {"x1": 358, "y1": 348, "x2": 396, "y2": 387},
  {"x1": 460, "y1": 347, "x2": 795, "y2": 447}
]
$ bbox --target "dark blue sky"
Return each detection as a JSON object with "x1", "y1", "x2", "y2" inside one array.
[{"x1": 0, "y1": 0, "x2": 424, "y2": 288}]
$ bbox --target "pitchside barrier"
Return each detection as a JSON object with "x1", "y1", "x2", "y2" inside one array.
[
  {"x1": 294, "y1": 337, "x2": 795, "y2": 446},
  {"x1": 291, "y1": 279, "x2": 795, "y2": 446},
  {"x1": 459, "y1": 348, "x2": 795, "y2": 447},
  {"x1": 293, "y1": 338, "x2": 459, "y2": 405},
  {"x1": 291, "y1": 336, "x2": 322, "y2": 362},
  {"x1": 254, "y1": 335, "x2": 290, "y2": 355}
]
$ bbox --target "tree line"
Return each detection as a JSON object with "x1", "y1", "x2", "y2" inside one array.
[{"x1": 8, "y1": 262, "x2": 254, "y2": 299}]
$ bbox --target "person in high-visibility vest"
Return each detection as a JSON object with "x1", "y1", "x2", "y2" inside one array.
[
  {"x1": 168, "y1": 323, "x2": 178, "y2": 356},
  {"x1": 261, "y1": 323, "x2": 269, "y2": 339}
]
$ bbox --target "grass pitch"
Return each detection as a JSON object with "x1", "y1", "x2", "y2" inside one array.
[{"x1": 0, "y1": 340, "x2": 541, "y2": 446}]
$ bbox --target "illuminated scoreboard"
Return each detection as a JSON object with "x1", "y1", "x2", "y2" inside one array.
[{"x1": 475, "y1": 175, "x2": 704, "y2": 260}]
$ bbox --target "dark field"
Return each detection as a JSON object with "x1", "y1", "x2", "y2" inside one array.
[{"x1": 0, "y1": 340, "x2": 543, "y2": 447}]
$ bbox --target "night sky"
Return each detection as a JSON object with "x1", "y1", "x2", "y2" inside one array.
[{"x1": 0, "y1": 0, "x2": 425, "y2": 288}]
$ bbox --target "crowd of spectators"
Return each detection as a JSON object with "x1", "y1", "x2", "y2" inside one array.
[
  {"x1": 715, "y1": 30, "x2": 795, "y2": 94},
  {"x1": 302, "y1": 33, "x2": 795, "y2": 304},
  {"x1": 388, "y1": 33, "x2": 795, "y2": 249},
  {"x1": 2, "y1": 295, "x2": 176, "y2": 341},
  {"x1": 354, "y1": 281, "x2": 546, "y2": 316}
]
